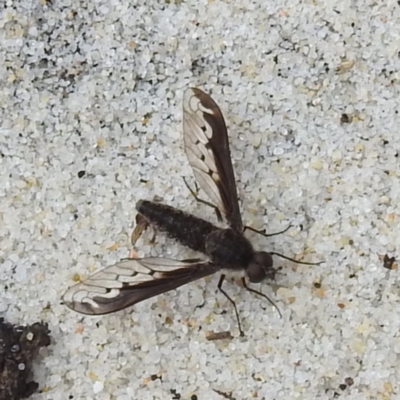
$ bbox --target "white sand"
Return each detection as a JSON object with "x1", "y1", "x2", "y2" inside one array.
[{"x1": 1, "y1": 1, "x2": 400, "y2": 399}]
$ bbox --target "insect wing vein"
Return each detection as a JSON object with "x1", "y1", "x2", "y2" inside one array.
[
  {"x1": 183, "y1": 88, "x2": 243, "y2": 231},
  {"x1": 63, "y1": 258, "x2": 219, "y2": 315}
]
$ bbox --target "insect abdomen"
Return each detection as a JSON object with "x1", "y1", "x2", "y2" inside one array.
[{"x1": 136, "y1": 200, "x2": 217, "y2": 254}]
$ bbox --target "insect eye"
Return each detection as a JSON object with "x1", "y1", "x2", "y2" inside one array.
[
  {"x1": 246, "y1": 252, "x2": 275, "y2": 282},
  {"x1": 254, "y1": 251, "x2": 273, "y2": 269},
  {"x1": 246, "y1": 262, "x2": 266, "y2": 283}
]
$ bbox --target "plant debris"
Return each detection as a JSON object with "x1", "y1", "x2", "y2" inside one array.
[{"x1": 0, "y1": 318, "x2": 51, "y2": 400}]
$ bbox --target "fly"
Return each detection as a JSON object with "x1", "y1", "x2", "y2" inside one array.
[{"x1": 63, "y1": 88, "x2": 320, "y2": 335}]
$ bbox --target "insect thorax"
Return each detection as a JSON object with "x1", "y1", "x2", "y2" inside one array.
[{"x1": 205, "y1": 228, "x2": 254, "y2": 269}]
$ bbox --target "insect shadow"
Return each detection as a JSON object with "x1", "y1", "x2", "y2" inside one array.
[{"x1": 63, "y1": 88, "x2": 321, "y2": 336}]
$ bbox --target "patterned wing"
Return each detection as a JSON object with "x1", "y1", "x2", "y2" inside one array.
[
  {"x1": 63, "y1": 258, "x2": 219, "y2": 315},
  {"x1": 183, "y1": 87, "x2": 243, "y2": 231}
]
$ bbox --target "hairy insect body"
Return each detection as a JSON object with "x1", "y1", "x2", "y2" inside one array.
[
  {"x1": 136, "y1": 200, "x2": 216, "y2": 253},
  {"x1": 137, "y1": 200, "x2": 254, "y2": 269},
  {"x1": 205, "y1": 229, "x2": 253, "y2": 269}
]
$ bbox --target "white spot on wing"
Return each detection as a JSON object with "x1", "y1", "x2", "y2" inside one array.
[
  {"x1": 63, "y1": 258, "x2": 206, "y2": 314},
  {"x1": 183, "y1": 88, "x2": 224, "y2": 211}
]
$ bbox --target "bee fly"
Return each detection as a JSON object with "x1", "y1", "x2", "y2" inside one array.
[{"x1": 63, "y1": 88, "x2": 320, "y2": 335}]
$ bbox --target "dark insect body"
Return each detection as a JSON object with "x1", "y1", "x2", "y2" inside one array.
[
  {"x1": 136, "y1": 200, "x2": 270, "y2": 278},
  {"x1": 63, "y1": 87, "x2": 319, "y2": 335},
  {"x1": 136, "y1": 200, "x2": 216, "y2": 255}
]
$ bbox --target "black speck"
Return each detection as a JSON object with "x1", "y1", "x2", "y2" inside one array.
[
  {"x1": 313, "y1": 282, "x2": 321, "y2": 288},
  {"x1": 345, "y1": 377, "x2": 354, "y2": 386},
  {"x1": 77, "y1": 170, "x2": 85, "y2": 178},
  {"x1": 340, "y1": 113, "x2": 351, "y2": 124},
  {"x1": 339, "y1": 384, "x2": 347, "y2": 390},
  {"x1": 383, "y1": 254, "x2": 396, "y2": 270},
  {"x1": 170, "y1": 389, "x2": 181, "y2": 400},
  {"x1": 191, "y1": 395, "x2": 198, "y2": 400}
]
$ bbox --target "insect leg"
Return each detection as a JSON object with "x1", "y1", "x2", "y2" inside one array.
[
  {"x1": 241, "y1": 278, "x2": 282, "y2": 318},
  {"x1": 130, "y1": 213, "x2": 150, "y2": 246},
  {"x1": 149, "y1": 227, "x2": 158, "y2": 244},
  {"x1": 183, "y1": 177, "x2": 223, "y2": 222},
  {"x1": 243, "y1": 224, "x2": 292, "y2": 237},
  {"x1": 143, "y1": 196, "x2": 165, "y2": 244},
  {"x1": 217, "y1": 274, "x2": 244, "y2": 336}
]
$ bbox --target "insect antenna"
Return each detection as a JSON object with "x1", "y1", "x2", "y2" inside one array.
[
  {"x1": 241, "y1": 278, "x2": 282, "y2": 318},
  {"x1": 244, "y1": 225, "x2": 322, "y2": 266},
  {"x1": 217, "y1": 274, "x2": 244, "y2": 336},
  {"x1": 244, "y1": 224, "x2": 292, "y2": 237},
  {"x1": 270, "y1": 252, "x2": 323, "y2": 266}
]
